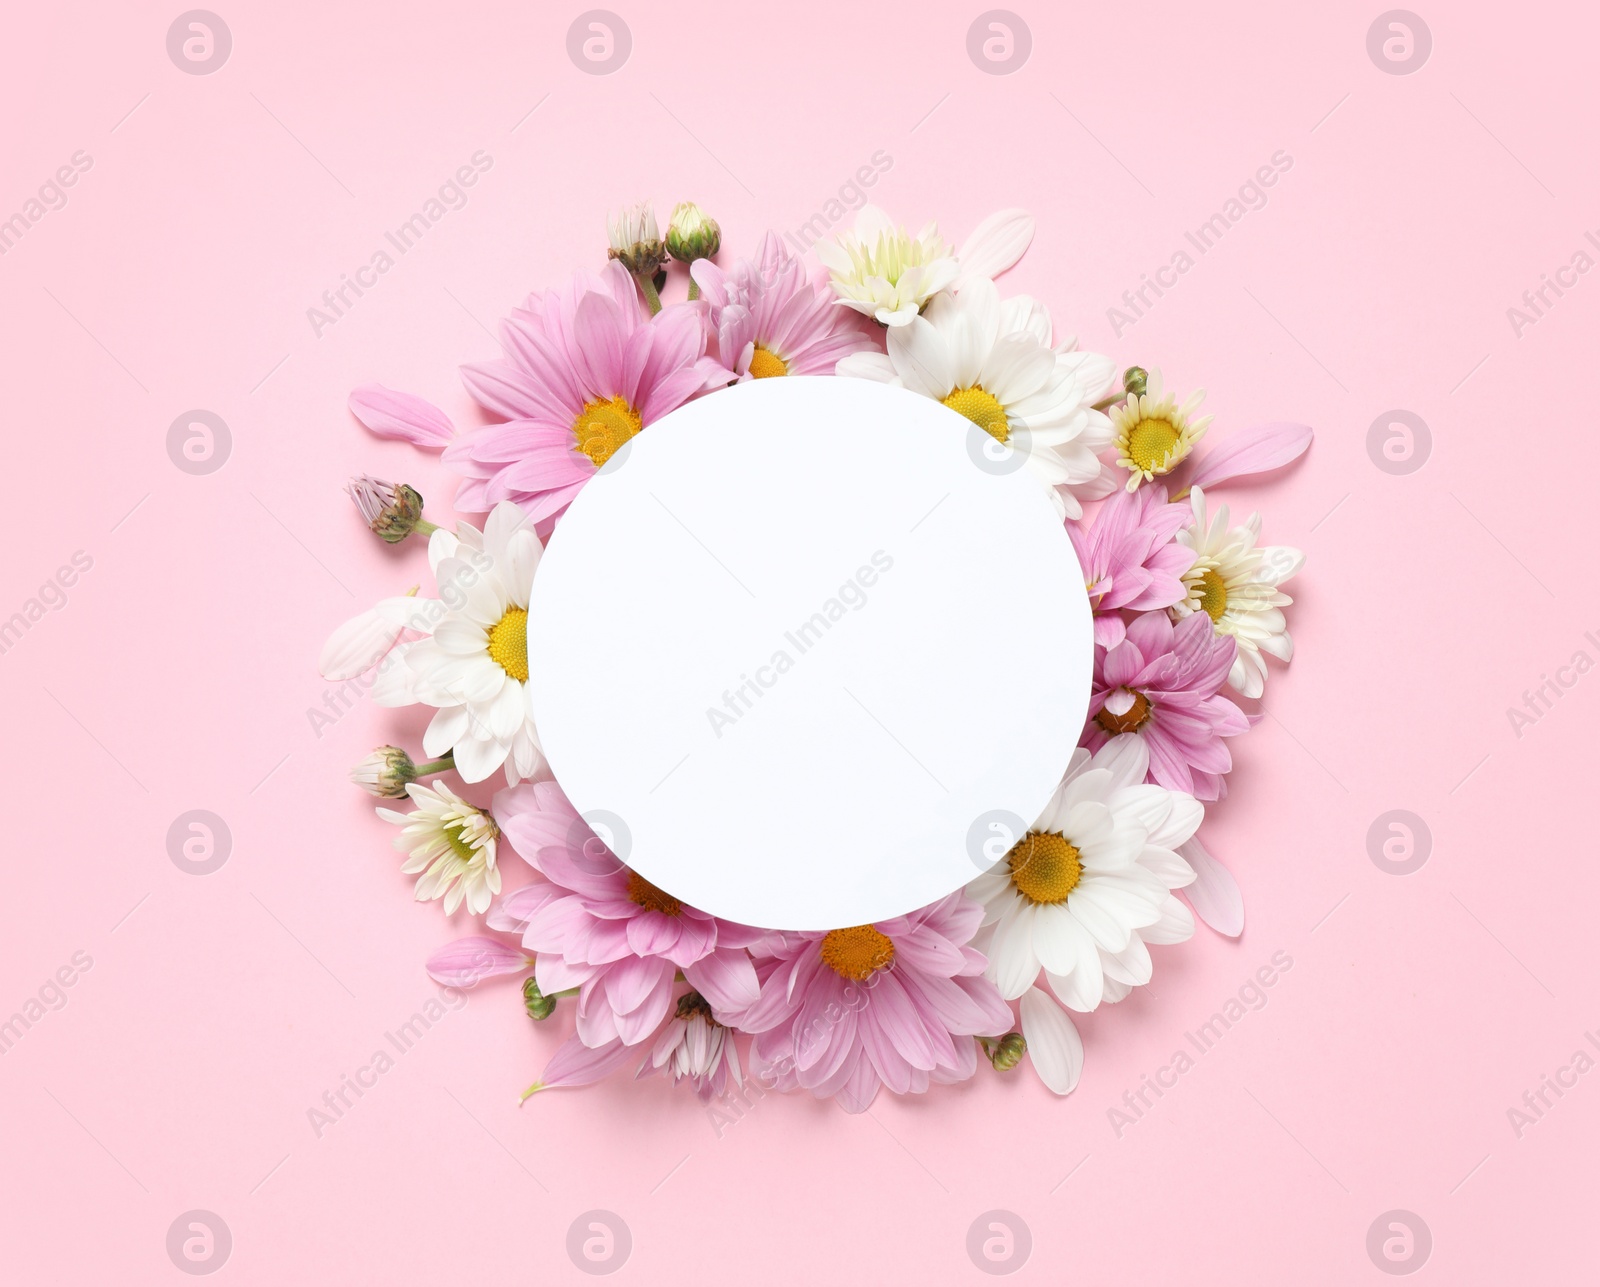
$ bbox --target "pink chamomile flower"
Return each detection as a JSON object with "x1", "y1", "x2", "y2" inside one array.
[
  {"x1": 484, "y1": 781, "x2": 762, "y2": 1047},
  {"x1": 1084, "y1": 610, "x2": 1248, "y2": 801},
  {"x1": 738, "y1": 893, "x2": 1013, "y2": 1114},
  {"x1": 1068, "y1": 484, "x2": 1197, "y2": 649},
  {"x1": 690, "y1": 231, "x2": 877, "y2": 380},
  {"x1": 444, "y1": 261, "x2": 728, "y2": 534}
]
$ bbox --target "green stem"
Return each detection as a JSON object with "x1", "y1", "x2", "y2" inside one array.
[
  {"x1": 413, "y1": 754, "x2": 455, "y2": 775},
  {"x1": 639, "y1": 273, "x2": 662, "y2": 315},
  {"x1": 415, "y1": 518, "x2": 440, "y2": 537},
  {"x1": 1092, "y1": 390, "x2": 1129, "y2": 412},
  {"x1": 686, "y1": 277, "x2": 700, "y2": 302}
]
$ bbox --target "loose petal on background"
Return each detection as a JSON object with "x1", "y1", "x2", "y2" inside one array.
[
  {"x1": 522, "y1": 1034, "x2": 635, "y2": 1100},
  {"x1": 424, "y1": 936, "x2": 532, "y2": 988},
  {"x1": 318, "y1": 596, "x2": 417, "y2": 680},
  {"x1": 1183, "y1": 422, "x2": 1312, "y2": 492},
  {"x1": 1177, "y1": 835, "x2": 1245, "y2": 937},
  {"x1": 1020, "y1": 986, "x2": 1083, "y2": 1095},
  {"x1": 955, "y1": 209, "x2": 1035, "y2": 284},
  {"x1": 349, "y1": 384, "x2": 455, "y2": 448}
]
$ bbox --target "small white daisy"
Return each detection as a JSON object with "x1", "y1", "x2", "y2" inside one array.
[
  {"x1": 837, "y1": 278, "x2": 1118, "y2": 515},
  {"x1": 377, "y1": 780, "x2": 501, "y2": 915},
  {"x1": 1172, "y1": 487, "x2": 1303, "y2": 699},
  {"x1": 1110, "y1": 370, "x2": 1212, "y2": 489},
  {"x1": 369, "y1": 501, "x2": 545, "y2": 784}
]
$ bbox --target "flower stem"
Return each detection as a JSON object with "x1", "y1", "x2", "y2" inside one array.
[
  {"x1": 639, "y1": 273, "x2": 662, "y2": 315},
  {"x1": 413, "y1": 754, "x2": 456, "y2": 776},
  {"x1": 415, "y1": 518, "x2": 440, "y2": 537},
  {"x1": 686, "y1": 277, "x2": 700, "y2": 302}
]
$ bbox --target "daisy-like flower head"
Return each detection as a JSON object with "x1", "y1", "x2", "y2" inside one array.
[
  {"x1": 638, "y1": 991, "x2": 743, "y2": 1102},
  {"x1": 1068, "y1": 483, "x2": 1197, "y2": 648},
  {"x1": 837, "y1": 278, "x2": 1118, "y2": 516},
  {"x1": 444, "y1": 262, "x2": 726, "y2": 532},
  {"x1": 967, "y1": 738, "x2": 1201, "y2": 1014},
  {"x1": 814, "y1": 205, "x2": 959, "y2": 327},
  {"x1": 738, "y1": 893, "x2": 1014, "y2": 1114},
  {"x1": 1084, "y1": 611, "x2": 1248, "y2": 801},
  {"x1": 1172, "y1": 486, "x2": 1304, "y2": 699},
  {"x1": 485, "y1": 782, "x2": 763, "y2": 1047},
  {"x1": 369, "y1": 501, "x2": 545, "y2": 784},
  {"x1": 377, "y1": 780, "x2": 501, "y2": 915},
  {"x1": 692, "y1": 232, "x2": 876, "y2": 380},
  {"x1": 1111, "y1": 370, "x2": 1213, "y2": 489}
]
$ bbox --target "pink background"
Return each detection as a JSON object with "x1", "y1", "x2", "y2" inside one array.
[{"x1": 3, "y1": 0, "x2": 1595, "y2": 1280}]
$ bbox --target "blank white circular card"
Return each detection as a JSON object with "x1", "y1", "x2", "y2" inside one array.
[{"x1": 527, "y1": 376, "x2": 1093, "y2": 930}]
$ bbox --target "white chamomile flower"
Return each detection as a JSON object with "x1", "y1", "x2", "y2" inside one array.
[
  {"x1": 815, "y1": 205, "x2": 959, "y2": 326},
  {"x1": 1172, "y1": 487, "x2": 1303, "y2": 700},
  {"x1": 1110, "y1": 370, "x2": 1213, "y2": 489},
  {"x1": 369, "y1": 500, "x2": 545, "y2": 784},
  {"x1": 967, "y1": 738, "x2": 1201, "y2": 1014},
  {"x1": 377, "y1": 780, "x2": 501, "y2": 915},
  {"x1": 836, "y1": 278, "x2": 1118, "y2": 516}
]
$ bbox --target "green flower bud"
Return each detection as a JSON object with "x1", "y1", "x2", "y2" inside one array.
[
  {"x1": 1122, "y1": 366, "x2": 1149, "y2": 399},
  {"x1": 523, "y1": 975, "x2": 556, "y2": 1021},
  {"x1": 987, "y1": 1032, "x2": 1026, "y2": 1072},
  {"x1": 665, "y1": 202, "x2": 721, "y2": 264}
]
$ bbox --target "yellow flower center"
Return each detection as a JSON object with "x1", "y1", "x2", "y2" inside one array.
[
  {"x1": 942, "y1": 385, "x2": 1009, "y2": 443},
  {"x1": 572, "y1": 395, "x2": 643, "y2": 467},
  {"x1": 627, "y1": 870, "x2": 682, "y2": 917},
  {"x1": 1008, "y1": 832, "x2": 1083, "y2": 904},
  {"x1": 1096, "y1": 689, "x2": 1152, "y2": 735},
  {"x1": 1127, "y1": 416, "x2": 1180, "y2": 473},
  {"x1": 486, "y1": 608, "x2": 529, "y2": 681},
  {"x1": 819, "y1": 925, "x2": 896, "y2": 981},
  {"x1": 1197, "y1": 568, "x2": 1228, "y2": 623},
  {"x1": 748, "y1": 345, "x2": 788, "y2": 379}
]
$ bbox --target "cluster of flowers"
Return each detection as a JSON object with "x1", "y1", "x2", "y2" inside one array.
[{"x1": 321, "y1": 199, "x2": 1311, "y2": 1110}]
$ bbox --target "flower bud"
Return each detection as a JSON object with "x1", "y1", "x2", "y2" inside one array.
[
  {"x1": 523, "y1": 975, "x2": 556, "y2": 1021},
  {"x1": 987, "y1": 1032, "x2": 1026, "y2": 1072},
  {"x1": 1122, "y1": 366, "x2": 1149, "y2": 399},
  {"x1": 347, "y1": 475, "x2": 426, "y2": 544},
  {"x1": 606, "y1": 201, "x2": 667, "y2": 278},
  {"x1": 665, "y1": 202, "x2": 721, "y2": 264},
  {"x1": 350, "y1": 745, "x2": 417, "y2": 798}
]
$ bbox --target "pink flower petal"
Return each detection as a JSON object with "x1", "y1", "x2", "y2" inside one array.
[
  {"x1": 425, "y1": 936, "x2": 531, "y2": 988},
  {"x1": 348, "y1": 384, "x2": 454, "y2": 448},
  {"x1": 523, "y1": 1034, "x2": 634, "y2": 1097},
  {"x1": 1184, "y1": 422, "x2": 1313, "y2": 491}
]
